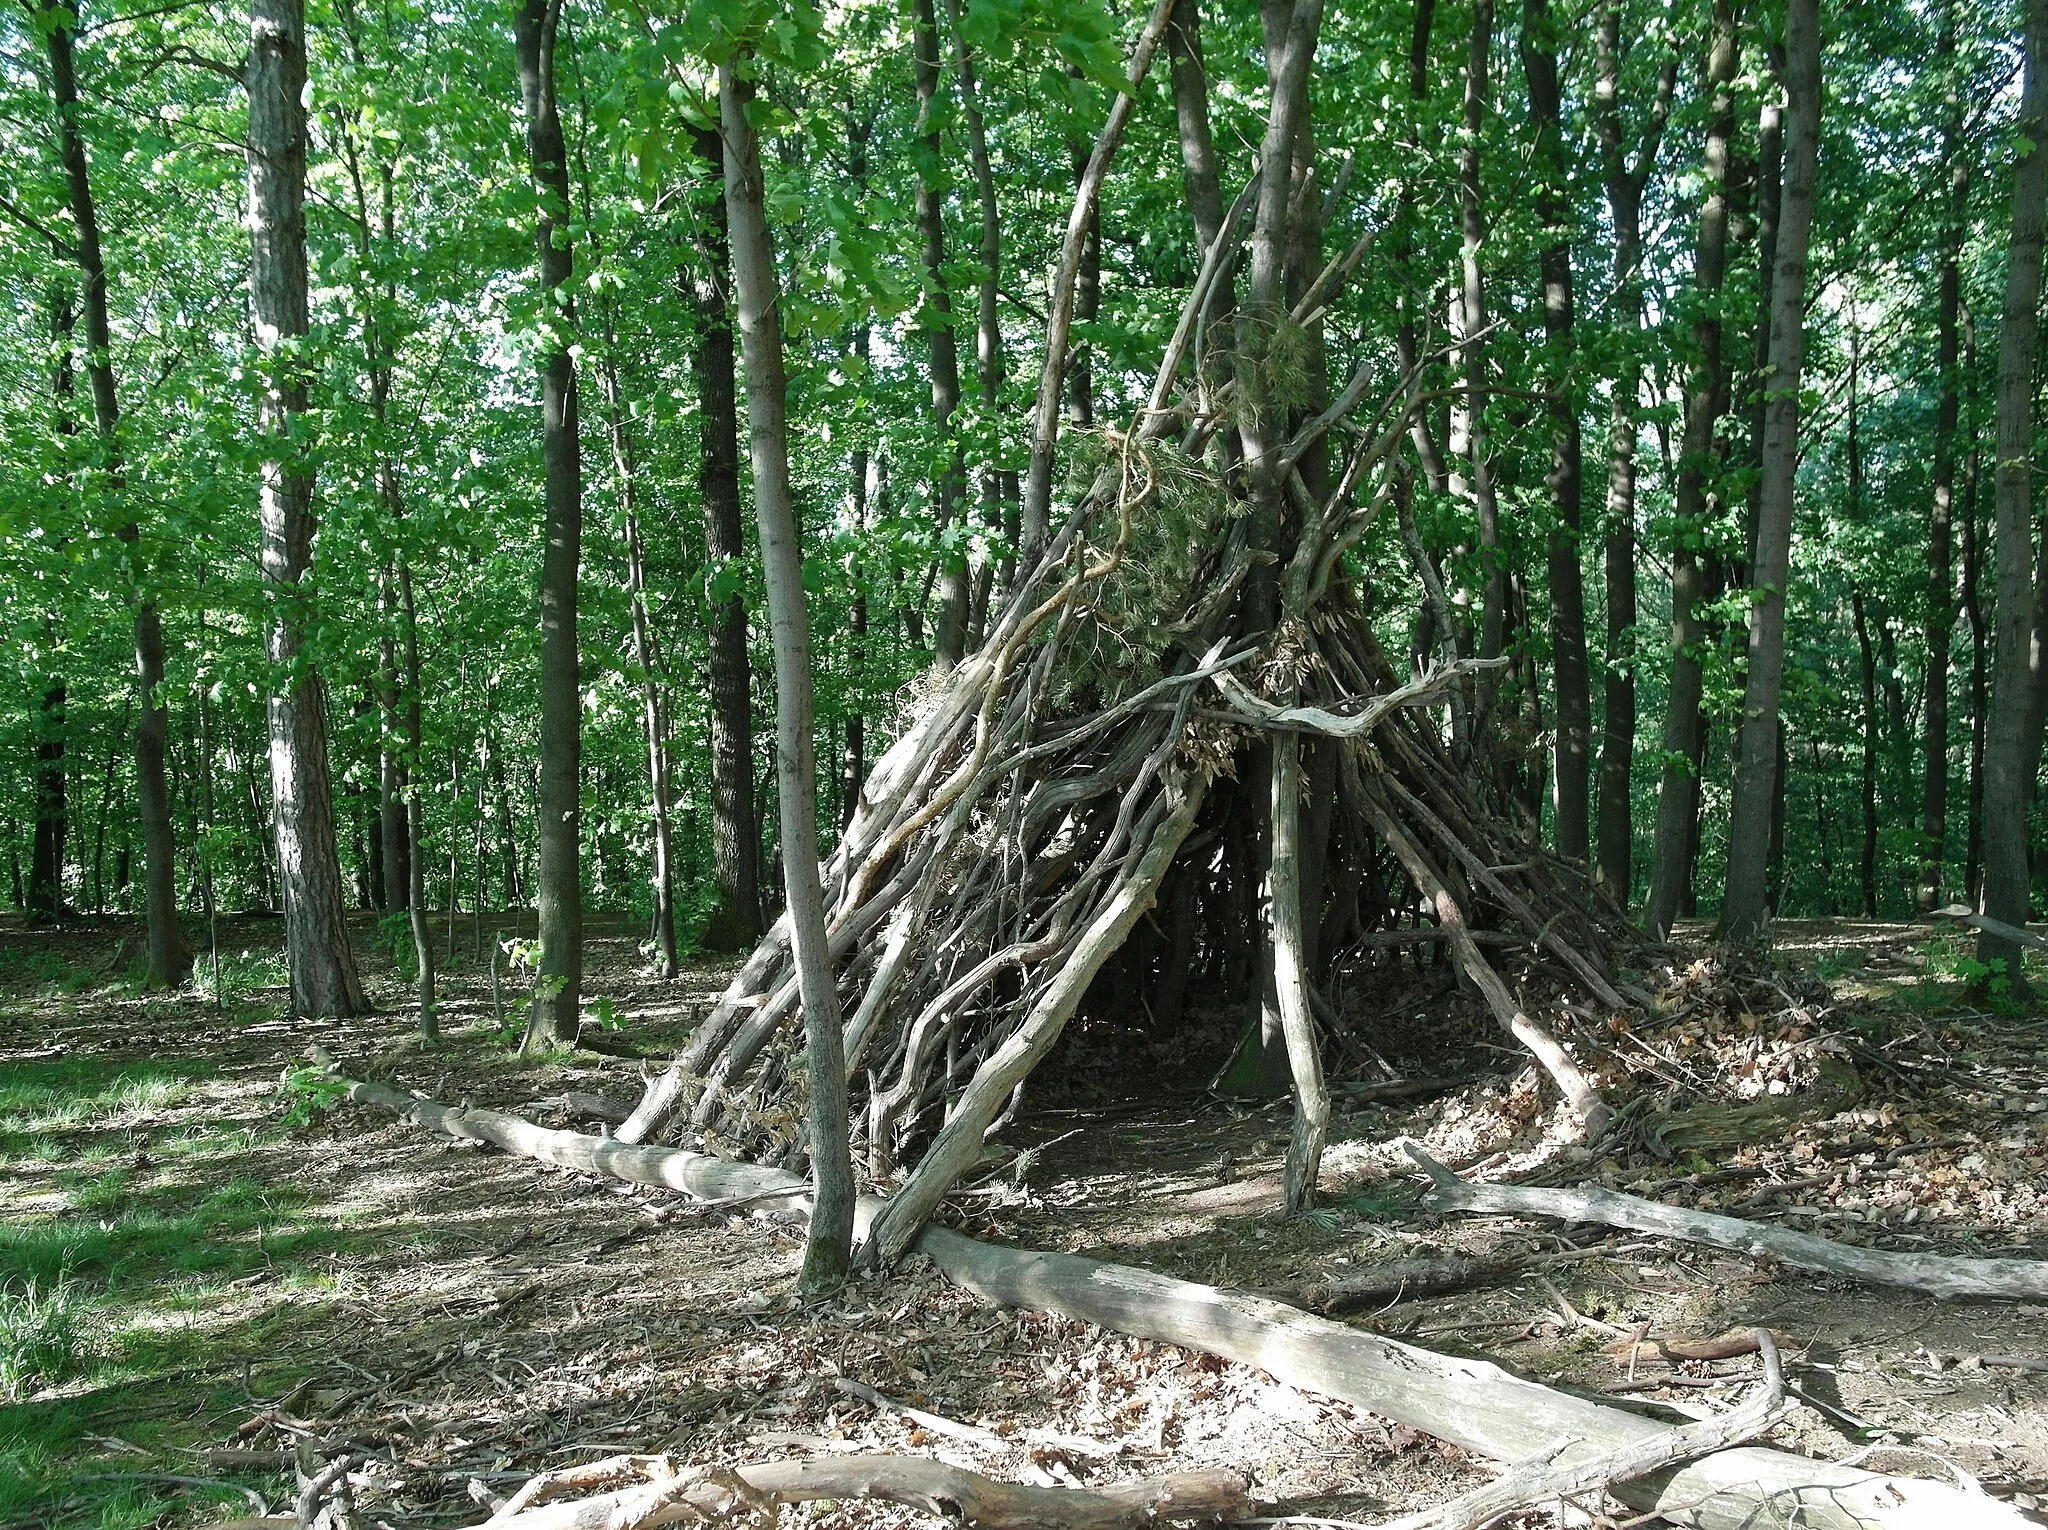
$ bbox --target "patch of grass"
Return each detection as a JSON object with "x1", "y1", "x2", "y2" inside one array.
[
  {"x1": 0, "y1": 1397, "x2": 261, "y2": 1530},
  {"x1": 0, "y1": 1059, "x2": 206, "y2": 1136},
  {"x1": 0, "y1": 1278, "x2": 98, "y2": 1401}
]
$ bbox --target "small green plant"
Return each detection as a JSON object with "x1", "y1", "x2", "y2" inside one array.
[
  {"x1": 0, "y1": 1278, "x2": 95, "y2": 1401},
  {"x1": 274, "y1": 1064, "x2": 348, "y2": 1129},
  {"x1": 585, "y1": 995, "x2": 620, "y2": 1032},
  {"x1": 1337, "y1": 1186, "x2": 1418, "y2": 1222}
]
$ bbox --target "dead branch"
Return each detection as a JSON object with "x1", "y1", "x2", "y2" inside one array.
[
  {"x1": 1300, "y1": 1253, "x2": 1525, "y2": 1314},
  {"x1": 1404, "y1": 1143, "x2": 2048, "y2": 1300},
  {"x1": 1375, "y1": 1330, "x2": 1790, "y2": 1530},
  {"x1": 479, "y1": 1455, "x2": 1248, "y2": 1530},
  {"x1": 831, "y1": 1376, "x2": 1010, "y2": 1450}
]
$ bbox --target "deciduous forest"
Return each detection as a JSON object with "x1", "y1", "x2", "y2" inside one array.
[{"x1": 4, "y1": 0, "x2": 2048, "y2": 1527}]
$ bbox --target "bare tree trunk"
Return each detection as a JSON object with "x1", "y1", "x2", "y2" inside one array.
[
  {"x1": 1591, "y1": 13, "x2": 1671, "y2": 905},
  {"x1": 248, "y1": 0, "x2": 366, "y2": 1016},
  {"x1": 1977, "y1": 0, "x2": 2048, "y2": 984},
  {"x1": 1720, "y1": 0, "x2": 1819, "y2": 942},
  {"x1": 30, "y1": 289, "x2": 72, "y2": 929},
  {"x1": 1645, "y1": 0, "x2": 1739, "y2": 939},
  {"x1": 376, "y1": 600, "x2": 408, "y2": 912},
  {"x1": 599, "y1": 323, "x2": 678, "y2": 977},
  {"x1": 40, "y1": 2, "x2": 185, "y2": 980},
  {"x1": 1962, "y1": 309, "x2": 1988, "y2": 903},
  {"x1": 688, "y1": 125, "x2": 763, "y2": 954},
  {"x1": 1018, "y1": 0, "x2": 1176, "y2": 563},
  {"x1": 912, "y1": 0, "x2": 970, "y2": 672},
  {"x1": 943, "y1": 0, "x2": 1011, "y2": 651},
  {"x1": 1521, "y1": 0, "x2": 1587, "y2": 865},
  {"x1": 1166, "y1": 0, "x2": 1225, "y2": 257},
  {"x1": 1855, "y1": 593, "x2": 1880, "y2": 917},
  {"x1": 400, "y1": 563, "x2": 435, "y2": 1036},
  {"x1": 1921, "y1": 36, "x2": 1962, "y2": 914},
  {"x1": 514, "y1": 0, "x2": 583, "y2": 1046},
  {"x1": 720, "y1": 60, "x2": 855, "y2": 1292},
  {"x1": 1982, "y1": 0, "x2": 2048, "y2": 983},
  {"x1": 1457, "y1": 0, "x2": 1505, "y2": 721}
]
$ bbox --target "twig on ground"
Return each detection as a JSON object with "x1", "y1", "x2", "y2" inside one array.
[
  {"x1": 78, "y1": 1472, "x2": 270, "y2": 1515},
  {"x1": 1402, "y1": 1141, "x2": 2048, "y2": 1300},
  {"x1": 831, "y1": 1377, "x2": 1010, "y2": 1450}
]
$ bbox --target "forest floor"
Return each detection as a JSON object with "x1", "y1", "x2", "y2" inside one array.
[{"x1": 2, "y1": 910, "x2": 2046, "y2": 1530}]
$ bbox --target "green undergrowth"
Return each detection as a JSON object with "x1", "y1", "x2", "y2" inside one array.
[{"x1": 0, "y1": 1054, "x2": 382, "y2": 1530}]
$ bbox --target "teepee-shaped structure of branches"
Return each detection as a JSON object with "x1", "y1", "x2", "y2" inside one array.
[{"x1": 619, "y1": 0, "x2": 1633, "y2": 1265}]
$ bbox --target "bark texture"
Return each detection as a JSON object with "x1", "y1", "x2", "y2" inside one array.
[
  {"x1": 689, "y1": 124, "x2": 763, "y2": 955},
  {"x1": 1720, "y1": 0, "x2": 1820, "y2": 942},
  {"x1": 720, "y1": 63, "x2": 857, "y2": 1291},
  {"x1": 248, "y1": 0, "x2": 365, "y2": 1017},
  {"x1": 516, "y1": 0, "x2": 583, "y2": 1046},
  {"x1": 1977, "y1": 0, "x2": 2048, "y2": 983}
]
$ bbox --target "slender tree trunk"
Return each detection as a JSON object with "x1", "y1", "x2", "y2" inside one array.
[
  {"x1": 1720, "y1": 0, "x2": 1819, "y2": 941},
  {"x1": 719, "y1": 60, "x2": 855, "y2": 1291},
  {"x1": 688, "y1": 125, "x2": 763, "y2": 954},
  {"x1": 1166, "y1": 0, "x2": 1226, "y2": 257},
  {"x1": 490, "y1": 739, "x2": 521, "y2": 905},
  {"x1": 247, "y1": 0, "x2": 365, "y2": 1016},
  {"x1": 942, "y1": 4, "x2": 1010, "y2": 648},
  {"x1": 1591, "y1": 13, "x2": 1670, "y2": 904},
  {"x1": 841, "y1": 321, "x2": 871, "y2": 830},
  {"x1": 40, "y1": 2, "x2": 184, "y2": 980},
  {"x1": 1457, "y1": 0, "x2": 1505, "y2": 719},
  {"x1": 1520, "y1": 0, "x2": 1587, "y2": 864},
  {"x1": 1645, "y1": 0, "x2": 1739, "y2": 939},
  {"x1": 1017, "y1": 0, "x2": 1176, "y2": 563},
  {"x1": 377, "y1": 584, "x2": 408, "y2": 912},
  {"x1": 600, "y1": 317, "x2": 678, "y2": 977},
  {"x1": 1962, "y1": 309, "x2": 1988, "y2": 902},
  {"x1": 1978, "y1": 0, "x2": 2048, "y2": 981},
  {"x1": 515, "y1": 0, "x2": 582, "y2": 1047},
  {"x1": 1919, "y1": 13, "x2": 1963, "y2": 914},
  {"x1": 400, "y1": 563, "x2": 435, "y2": 1036},
  {"x1": 31, "y1": 288, "x2": 73, "y2": 928},
  {"x1": 911, "y1": 0, "x2": 970, "y2": 672},
  {"x1": 1855, "y1": 592, "x2": 1880, "y2": 917},
  {"x1": 1066, "y1": 117, "x2": 1100, "y2": 432}
]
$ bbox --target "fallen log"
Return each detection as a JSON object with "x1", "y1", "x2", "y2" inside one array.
[
  {"x1": 1605, "y1": 1329, "x2": 1800, "y2": 1366},
  {"x1": 1403, "y1": 1142, "x2": 2048, "y2": 1301},
  {"x1": 316, "y1": 1063, "x2": 2025, "y2": 1530}
]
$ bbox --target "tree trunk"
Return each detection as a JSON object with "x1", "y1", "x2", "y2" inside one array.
[
  {"x1": 1855, "y1": 592, "x2": 1880, "y2": 918},
  {"x1": 1977, "y1": 0, "x2": 2048, "y2": 984},
  {"x1": 1590, "y1": 12, "x2": 1670, "y2": 905},
  {"x1": 1521, "y1": 0, "x2": 1588, "y2": 866},
  {"x1": 377, "y1": 604, "x2": 408, "y2": 913},
  {"x1": 1916, "y1": 12, "x2": 1964, "y2": 915},
  {"x1": 1017, "y1": 0, "x2": 1176, "y2": 563},
  {"x1": 41, "y1": 1, "x2": 185, "y2": 980},
  {"x1": 1456, "y1": 0, "x2": 1505, "y2": 723},
  {"x1": 1961, "y1": 309, "x2": 1988, "y2": 903},
  {"x1": 601, "y1": 314, "x2": 678, "y2": 978},
  {"x1": 688, "y1": 124, "x2": 764, "y2": 955},
  {"x1": 248, "y1": 0, "x2": 366, "y2": 1017},
  {"x1": 400, "y1": 563, "x2": 435, "y2": 1037},
  {"x1": 1166, "y1": 0, "x2": 1225, "y2": 257},
  {"x1": 912, "y1": 0, "x2": 970, "y2": 673},
  {"x1": 1066, "y1": 118, "x2": 1100, "y2": 432},
  {"x1": 1645, "y1": 0, "x2": 1739, "y2": 939},
  {"x1": 1719, "y1": 0, "x2": 1819, "y2": 942},
  {"x1": 943, "y1": 0, "x2": 1011, "y2": 651},
  {"x1": 31, "y1": 288, "x2": 72, "y2": 929},
  {"x1": 515, "y1": 0, "x2": 583, "y2": 1048},
  {"x1": 719, "y1": 60, "x2": 855, "y2": 1292}
]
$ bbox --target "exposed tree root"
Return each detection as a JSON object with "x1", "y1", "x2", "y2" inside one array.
[
  {"x1": 317, "y1": 1064, "x2": 2026, "y2": 1530},
  {"x1": 1404, "y1": 1142, "x2": 2048, "y2": 1300}
]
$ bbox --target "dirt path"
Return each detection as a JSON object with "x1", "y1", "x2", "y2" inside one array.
[{"x1": 3, "y1": 914, "x2": 2045, "y2": 1530}]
